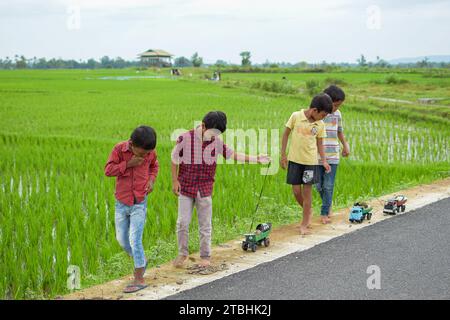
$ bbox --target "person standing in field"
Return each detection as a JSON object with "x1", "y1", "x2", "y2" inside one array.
[
  {"x1": 171, "y1": 111, "x2": 270, "y2": 268},
  {"x1": 316, "y1": 85, "x2": 350, "y2": 224},
  {"x1": 280, "y1": 94, "x2": 333, "y2": 235},
  {"x1": 104, "y1": 126, "x2": 159, "y2": 293}
]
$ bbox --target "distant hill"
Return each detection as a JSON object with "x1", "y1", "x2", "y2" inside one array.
[{"x1": 389, "y1": 55, "x2": 450, "y2": 64}]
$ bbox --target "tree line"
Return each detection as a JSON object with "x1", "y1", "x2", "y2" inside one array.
[
  {"x1": 1, "y1": 52, "x2": 448, "y2": 70},
  {"x1": 0, "y1": 55, "x2": 139, "y2": 69}
]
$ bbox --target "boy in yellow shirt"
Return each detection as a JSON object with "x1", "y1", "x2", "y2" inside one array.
[{"x1": 280, "y1": 93, "x2": 333, "y2": 235}]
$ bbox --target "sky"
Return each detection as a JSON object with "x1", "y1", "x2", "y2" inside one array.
[{"x1": 0, "y1": 0, "x2": 449, "y2": 64}]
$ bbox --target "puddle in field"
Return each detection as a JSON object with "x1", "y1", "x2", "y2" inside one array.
[{"x1": 87, "y1": 76, "x2": 168, "y2": 81}]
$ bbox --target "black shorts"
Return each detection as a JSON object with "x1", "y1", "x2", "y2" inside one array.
[{"x1": 286, "y1": 161, "x2": 319, "y2": 185}]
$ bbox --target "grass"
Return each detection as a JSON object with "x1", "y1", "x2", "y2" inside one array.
[
  {"x1": 219, "y1": 70, "x2": 450, "y2": 106},
  {"x1": 0, "y1": 68, "x2": 449, "y2": 299}
]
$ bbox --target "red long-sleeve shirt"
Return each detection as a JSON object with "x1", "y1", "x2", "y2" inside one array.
[{"x1": 105, "y1": 140, "x2": 159, "y2": 206}]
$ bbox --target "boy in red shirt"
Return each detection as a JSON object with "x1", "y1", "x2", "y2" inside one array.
[
  {"x1": 171, "y1": 111, "x2": 270, "y2": 268},
  {"x1": 105, "y1": 126, "x2": 159, "y2": 293}
]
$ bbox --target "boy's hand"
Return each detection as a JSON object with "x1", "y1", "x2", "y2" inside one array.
[
  {"x1": 172, "y1": 180, "x2": 181, "y2": 196},
  {"x1": 323, "y1": 161, "x2": 331, "y2": 173},
  {"x1": 146, "y1": 180, "x2": 154, "y2": 194},
  {"x1": 257, "y1": 154, "x2": 271, "y2": 164},
  {"x1": 342, "y1": 144, "x2": 350, "y2": 157},
  {"x1": 280, "y1": 155, "x2": 288, "y2": 170},
  {"x1": 127, "y1": 155, "x2": 144, "y2": 168}
]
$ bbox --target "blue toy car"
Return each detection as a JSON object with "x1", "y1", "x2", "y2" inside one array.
[{"x1": 349, "y1": 202, "x2": 373, "y2": 223}]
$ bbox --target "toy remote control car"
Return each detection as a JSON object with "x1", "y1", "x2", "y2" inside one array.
[{"x1": 242, "y1": 223, "x2": 272, "y2": 252}]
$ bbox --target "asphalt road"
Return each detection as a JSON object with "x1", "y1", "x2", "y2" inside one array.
[{"x1": 167, "y1": 197, "x2": 450, "y2": 300}]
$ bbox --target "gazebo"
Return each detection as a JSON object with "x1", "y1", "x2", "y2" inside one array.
[{"x1": 138, "y1": 49, "x2": 173, "y2": 67}]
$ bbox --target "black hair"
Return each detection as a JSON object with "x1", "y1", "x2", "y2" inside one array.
[
  {"x1": 130, "y1": 126, "x2": 157, "y2": 150},
  {"x1": 324, "y1": 85, "x2": 346, "y2": 102},
  {"x1": 202, "y1": 111, "x2": 227, "y2": 133},
  {"x1": 310, "y1": 93, "x2": 333, "y2": 114}
]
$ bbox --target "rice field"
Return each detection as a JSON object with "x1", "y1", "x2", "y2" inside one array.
[{"x1": 0, "y1": 69, "x2": 449, "y2": 299}]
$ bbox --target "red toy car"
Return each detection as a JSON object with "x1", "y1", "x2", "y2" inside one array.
[{"x1": 383, "y1": 195, "x2": 407, "y2": 214}]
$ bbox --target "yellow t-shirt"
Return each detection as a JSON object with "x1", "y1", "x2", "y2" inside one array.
[{"x1": 285, "y1": 109, "x2": 326, "y2": 165}]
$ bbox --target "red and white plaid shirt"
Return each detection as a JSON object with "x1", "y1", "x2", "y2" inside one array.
[{"x1": 172, "y1": 128, "x2": 234, "y2": 198}]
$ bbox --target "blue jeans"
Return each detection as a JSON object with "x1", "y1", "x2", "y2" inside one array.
[
  {"x1": 115, "y1": 197, "x2": 147, "y2": 269},
  {"x1": 316, "y1": 164, "x2": 338, "y2": 216}
]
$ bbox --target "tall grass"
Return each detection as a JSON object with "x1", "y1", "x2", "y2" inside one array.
[{"x1": 249, "y1": 79, "x2": 298, "y2": 94}]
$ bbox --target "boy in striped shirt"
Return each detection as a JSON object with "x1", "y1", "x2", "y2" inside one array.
[{"x1": 317, "y1": 85, "x2": 350, "y2": 224}]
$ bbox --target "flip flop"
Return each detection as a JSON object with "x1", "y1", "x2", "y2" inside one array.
[
  {"x1": 124, "y1": 260, "x2": 150, "y2": 294},
  {"x1": 123, "y1": 283, "x2": 148, "y2": 294}
]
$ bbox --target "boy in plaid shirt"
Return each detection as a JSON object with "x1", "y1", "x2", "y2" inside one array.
[
  {"x1": 317, "y1": 85, "x2": 350, "y2": 224},
  {"x1": 171, "y1": 111, "x2": 270, "y2": 268}
]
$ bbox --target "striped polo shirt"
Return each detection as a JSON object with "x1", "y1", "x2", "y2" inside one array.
[{"x1": 318, "y1": 110, "x2": 343, "y2": 164}]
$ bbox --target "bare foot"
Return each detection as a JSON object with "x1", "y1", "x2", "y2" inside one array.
[
  {"x1": 320, "y1": 216, "x2": 330, "y2": 224},
  {"x1": 173, "y1": 255, "x2": 187, "y2": 268},
  {"x1": 299, "y1": 227, "x2": 311, "y2": 235},
  {"x1": 199, "y1": 258, "x2": 211, "y2": 268},
  {"x1": 296, "y1": 224, "x2": 313, "y2": 230}
]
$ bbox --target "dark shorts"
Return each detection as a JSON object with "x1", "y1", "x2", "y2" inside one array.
[{"x1": 286, "y1": 161, "x2": 319, "y2": 185}]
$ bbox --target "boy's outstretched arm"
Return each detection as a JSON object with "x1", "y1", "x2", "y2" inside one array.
[
  {"x1": 338, "y1": 132, "x2": 350, "y2": 157},
  {"x1": 219, "y1": 138, "x2": 270, "y2": 164},
  {"x1": 317, "y1": 138, "x2": 331, "y2": 173},
  {"x1": 280, "y1": 127, "x2": 291, "y2": 169},
  {"x1": 232, "y1": 152, "x2": 270, "y2": 164}
]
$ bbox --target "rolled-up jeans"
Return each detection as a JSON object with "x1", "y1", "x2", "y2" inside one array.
[
  {"x1": 177, "y1": 191, "x2": 213, "y2": 259},
  {"x1": 316, "y1": 164, "x2": 338, "y2": 216},
  {"x1": 115, "y1": 197, "x2": 147, "y2": 269}
]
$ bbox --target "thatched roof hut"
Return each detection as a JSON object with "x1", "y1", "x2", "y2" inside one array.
[{"x1": 138, "y1": 49, "x2": 173, "y2": 67}]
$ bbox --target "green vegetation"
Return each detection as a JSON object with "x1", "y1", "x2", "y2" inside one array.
[
  {"x1": 0, "y1": 68, "x2": 449, "y2": 299},
  {"x1": 250, "y1": 80, "x2": 298, "y2": 95}
]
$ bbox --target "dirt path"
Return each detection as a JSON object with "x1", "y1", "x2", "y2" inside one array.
[{"x1": 62, "y1": 178, "x2": 450, "y2": 300}]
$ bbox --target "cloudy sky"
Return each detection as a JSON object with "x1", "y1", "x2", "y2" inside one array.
[{"x1": 0, "y1": 0, "x2": 449, "y2": 63}]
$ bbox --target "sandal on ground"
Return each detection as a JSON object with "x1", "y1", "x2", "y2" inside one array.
[{"x1": 123, "y1": 283, "x2": 148, "y2": 294}]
